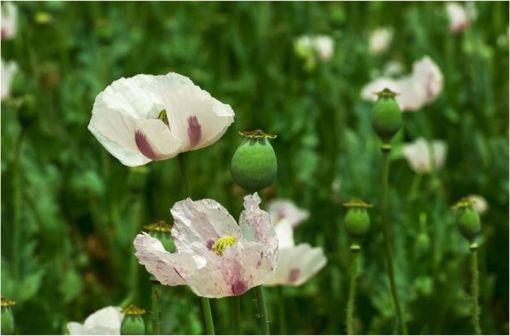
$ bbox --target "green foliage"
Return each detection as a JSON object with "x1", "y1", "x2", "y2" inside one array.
[{"x1": 1, "y1": 1, "x2": 508, "y2": 334}]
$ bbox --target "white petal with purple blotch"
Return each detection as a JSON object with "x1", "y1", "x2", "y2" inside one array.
[{"x1": 268, "y1": 199, "x2": 310, "y2": 228}]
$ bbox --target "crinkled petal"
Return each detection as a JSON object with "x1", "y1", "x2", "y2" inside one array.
[
  {"x1": 67, "y1": 306, "x2": 123, "y2": 335},
  {"x1": 171, "y1": 198, "x2": 241, "y2": 255},
  {"x1": 265, "y1": 244, "x2": 327, "y2": 286},
  {"x1": 239, "y1": 193, "x2": 277, "y2": 249},
  {"x1": 134, "y1": 233, "x2": 193, "y2": 286},
  {"x1": 184, "y1": 241, "x2": 277, "y2": 298},
  {"x1": 145, "y1": 73, "x2": 235, "y2": 150},
  {"x1": 268, "y1": 199, "x2": 309, "y2": 228}
]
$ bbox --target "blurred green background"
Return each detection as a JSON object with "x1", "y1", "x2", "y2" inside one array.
[{"x1": 1, "y1": 1, "x2": 508, "y2": 334}]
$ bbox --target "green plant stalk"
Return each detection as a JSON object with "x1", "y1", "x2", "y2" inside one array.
[
  {"x1": 277, "y1": 287, "x2": 287, "y2": 334},
  {"x1": 470, "y1": 247, "x2": 482, "y2": 335},
  {"x1": 12, "y1": 130, "x2": 24, "y2": 282},
  {"x1": 255, "y1": 286, "x2": 270, "y2": 335},
  {"x1": 232, "y1": 295, "x2": 241, "y2": 334},
  {"x1": 151, "y1": 281, "x2": 160, "y2": 335},
  {"x1": 381, "y1": 148, "x2": 407, "y2": 334},
  {"x1": 178, "y1": 154, "x2": 215, "y2": 335},
  {"x1": 346, "y1": 250, "x2": 359, "y2": 335}
]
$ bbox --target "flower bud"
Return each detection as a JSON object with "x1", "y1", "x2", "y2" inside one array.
[
  {"x1": 452, "y1": 198, "x2": 481, "y2": 243},
  {"x1": 371, "y1": 88, "x2": 402, "y2": 143},
  {"x1": 143, "y1": 220, "x2": 175, "y2": 252},
  {"x1": 121, "y1": 305, "x2": 146, "y2": 335},
  {"x1": 1, "y1": 297, "x2": 15, "y2": 334},
  {"x1": 343, "y1": 199, "x2": 372, "y2": 249},
  {"x1": 414, "y1": 232, "x2": 430, "y2": 257},
  {"x1": 231, "y1": 130, "x2": 277, "y2": 193}
]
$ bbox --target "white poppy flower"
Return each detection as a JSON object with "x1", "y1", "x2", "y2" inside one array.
[
  {"x1": 468, "y1": 194, "x2": 488, "y2": 215},
  {"x1": 1, "y1": 2, "x2": 17, "y2": 40},
  {"x1": 369, "y1": 27, "x2": 393, "y2": 55},
  {"x1": 294, "y1": 35, "x2": 334, "y2": 62},
  {"x1": 88, "y1": 73, "x2": 235, "y2": 167},
  {"x1": 67, "y1": 306, "x2": 123, "y2": 335},
  {"x1": 134, "y1": 193, "x2": 278, "y2": 298},
  {"x1": 402, "y1": 138, "x2": 447, "y2": 174},
  {"x1": 361, "y1": 56, "x2": 443, "y2": 112},
  {"x1": 264, "y1": 199, "x2": 326, "y2": 286},
  {"x1": 315, "y1": 35, "x2": 334, "y2": 61},
  {"x1": 1, "y1": 58, "x2": 17, "y2": 100},
  {"x1": 446, "y1": 2, "x2": 471, "y2": 32}
]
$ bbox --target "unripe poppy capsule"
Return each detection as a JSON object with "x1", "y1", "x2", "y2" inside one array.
[
  {"x1": 1, "y1": 298, "x2": 15, "y2": 334},
  {"x1": 343, "y1": 199, "x2": 372, "y2": 248},
  {"x1": 231, "y1": 130, "x2": 277, "y2": 193},
  {"x1": 452, "y1": 198, "x2": 482, "y2": 243},
  {"x1": 121, "y1": 305, "x2": 146, "y2": 335},
  {"x1": 371, "y1": 88, "x2": 402, "y2": 144}
]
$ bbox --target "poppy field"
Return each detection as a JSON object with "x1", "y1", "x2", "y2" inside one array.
[{"x1": 1, "y1": 1, "x2": 509, "y2": 335}]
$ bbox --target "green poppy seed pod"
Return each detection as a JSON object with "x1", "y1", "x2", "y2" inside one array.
[
  {"x1": 1, "y1": 298, "x2": 15, "y2": 334},
  {"x1": 121, "y1": 305, "x2": 146, "y2": 335},
  {"x1": 230, "y1": 130, "x2": 277, "y2": 193},
  {"x1": 144, "y1": 220, "x2": 175, "y2": 252},
  {"x1": 343, "y1": 199, "x2": 372, "y2": 248},
  {"x1": 371, "y1": 88, "x2": 402, "y2": 143},
  {"x1": 453, "y1": 199, "x2": 481, "y2": 243}
]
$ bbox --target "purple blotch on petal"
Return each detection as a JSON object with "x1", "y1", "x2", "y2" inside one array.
[
  {"x1": 288, "y1": 268, "x2": 300, "y2": 283},
  {"x1": 231, "y1": 280, "x2": 248, "y2": 296},
  {"x1": 187, "y1": 116, "x2": 202, "y2": 147},
  {"x1": 135, "y1": 130, "x2": 161, "y2": 160}
]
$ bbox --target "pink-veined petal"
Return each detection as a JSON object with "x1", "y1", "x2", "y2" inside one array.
[{"x1": 239, "y1": 193, "x2": 277, "y2": 248}]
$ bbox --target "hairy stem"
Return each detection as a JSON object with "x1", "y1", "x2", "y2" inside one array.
[
  {"x1": 346, "y1": 250, "x2": 359, "y2": 335},
  {"x1": 470, "y1": 247, "x2": 482, "y2": 335},
  {"x1": 151, "y1": 281, "x2": 160, "y2": 334},
  {"x1": 255, "y1": 286, "x2": 270, "y2": 334},
  {"x1": 381, "y1": 147, "x2": 407, "y2": 334}
]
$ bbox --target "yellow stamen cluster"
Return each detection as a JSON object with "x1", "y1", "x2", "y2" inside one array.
[
  {"x1": 1, "y1": 297, "x2": 15, "y2": 308},
  {"x1": 212, "y1": 236, "x2": 238, "y2": 256},
  {"x1": 143, "y1": 220, "x2": 173, "y2": 233}
]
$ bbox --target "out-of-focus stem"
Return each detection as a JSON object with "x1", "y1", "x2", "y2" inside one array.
[
  {"x1": 151, "y1": 281, "x2": 160, "y2": 335},
  {"x1": 12, "y1": 130, "x2": 24, "y2": 281},
  {"x1": 232, "y1": 295, "x2": 241, "y2": 334},
  {"x1": 381, "y1": 146, "x2": 407, "y2": 334},
  {"x1": 201, "y1": 297, "x2": 215, "y2": 335},
  {"x1": 277, "y1": 287, "x2": 287, "y2": 334}
]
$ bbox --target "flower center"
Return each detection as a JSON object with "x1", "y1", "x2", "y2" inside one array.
[{"x1": 212, "y1": 236, "x2": 237, "y2": 256}]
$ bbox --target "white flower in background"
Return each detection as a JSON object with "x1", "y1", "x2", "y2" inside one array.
[
  {"x1": 446, "y1": 2, "x2": 474, "y2": 32},
  {"x1": 134, "y1": 193, "x2": 278, "y2": 298},
  {"x1": 67, "y1": 306, "x2": 123, "y2": 335},
  {"x1": 88, "y1": 73, "x2": 235, "y2": 167},
  {"x1": 315, "y1": 35, "x2": 334, "y2": 61},
  {"x1": 402, "y1": 138, "x2": 447, "y2": 174},
  {"x1": 361, "y1": 56, "x2": 443, "y2": 112},
  {"x1": 1, "y1": 58, "x2": 17, "y2": 100},
  {"x1": 384, "y1": 60, "x2": 404, "y2": 77},
  {"x1": 264, "y1": 199, "x2": 327, "y2": 286},
  {"x1": 369, "y1": 27, "x2": 393, "y2": 54},
  {"x1": 294, "y1": 35, "x2": 334, "y2": 63},
  {"x1": 468, "y1": 194, "x2": 488, "y2": 215},
  {"x1": 1, "y1": 2, "x2": 17, "y2": 40}
]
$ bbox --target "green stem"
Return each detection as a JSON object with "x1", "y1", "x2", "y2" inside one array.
[
  {"x1": 178, "y1": 153, "x2": 215, "y2": 335},
  {"x1": 381, "y1": 147, "x2": 407, "y2": 334},
  {"x1": 470, "y1": 246, "x2": 482, "y2": 335},
  {"x1": 277, "y1": 287, "x2": 287, "y2": 334},
  {"x1": 151, "y1": 281, "x2": 160, "y2": 335},
  {"x1": 255, "y1": 286, "x2": 270, "y2": 335},
  {"x1": 232, "y1": 296, "x2": 241, "y2": 334},
  {"x1": 12, "y1": 130, "x2": 24, "y2": 282},
  {"x1": 346, "y1": 249, "x2": 359, "y2": 335},
  {"x1": 201, "y1": 297, "x2": 215, "y2": 335}
]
